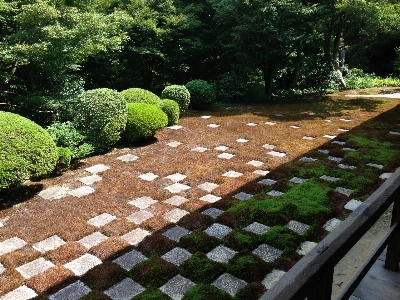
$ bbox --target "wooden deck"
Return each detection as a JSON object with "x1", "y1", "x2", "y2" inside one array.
[{"x1": 349, "y1": 249, "x2": 400, "y2": 300}]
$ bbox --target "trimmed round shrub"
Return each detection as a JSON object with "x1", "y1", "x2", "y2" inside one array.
[
  {"x1": 0, "y1": 112, "x2": 58, "y2": 190},
  {"x1": 68, "y1": 88, "x2": 128, "y2": 153},
  {"x1": 120, "y1": 88, "x2": 162, "y2": 108},
  {"x1": 122, "y1": 103, "x2": 168, "y2": 142},
  {"x1": 160, "y1": 85, "x2": 190, "y2": 113},
  {"x1": 186, "y1": 79, "x2": 216, "y2": 109},
  {"x1": 57, "y1": 147, "x2": 72, "y2": 167},
  {"x1": 161, "y1": 99, "x2": 180, "y2": 126}
]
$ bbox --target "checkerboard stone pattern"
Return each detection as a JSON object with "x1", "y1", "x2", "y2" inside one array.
[
  {"x1": 212, "y1": 273, "x2": 247, "y2": 296},
  {"x1": 200, "y1": 194, "x2": 221, "y2": 203},
  {"x1": 78, "y1": 231, "x2": 108, "y2": 249},
  {"x1": 114, "y1": 249, "x2": 147, "y2": 271},
  {"x1": 233, "y1": 192, "x2": 253, "y2": 200},
  {"x1": 161, "y1": 247, "x2": 192, "y2": 266},
  {"x1": 0, "y1": 237, "x2": 27, "y2": 256},
  {"x1": 64, "y1": 254, "x2": 102, "y2": 276},
  {"x1": 244, "y1": 222, "x2": 270, "y2": 235},
  {"x1": 16, "y1": 258, "x2": 54, "y2": 279},
  {"x1": 159, "y1": 275, "x2": 195, "y2": 300},
  {"x1": 163, "y1": 226, "x2": 191, "y2": 242},
  {"x1": 87, "y1": 213, "x2": 116, "y2": 227},
  {"x1": 201, "y1": 208, "x2": 224, "y2": 219},
  {"x1": 253, "y1": 244, "x2": 282, "y2": 262},
  {"x1": 164, "y1": 208, "x2": 189, "y2": 223},
  {"x1": 105, "y1": 278, "x2": 145, "y2": 300},
  {"x1": 204, "y1": 223, "x2": 232, "y2": 239},
  {"x1": 127, "y1": 210, "x2": 153, "y2": 224},
  {"x1": 32, "y1": 235, "x2": 65, "y2": 253},
  {"x1": 164, "y1": 196, "x2": 188, "y2": 206},
  {"x1": 207, "y1": 246, "x2": 237, "y2": 263},
  {"x1": 129, "y1": 196, "x2": 157, "y2": 209},
  {"x1": 1, "y1": 286, "x2": 37, "y2": 300},
  {"x1": 49, "y1": 281, "x2": 90, "y2": 300},
  {"x1": 121, "y1": 228, "x2": 150, "y2": 245},
  {"x1": 286, "y1": 220, "x2": 310, "y2": 235},
  {"x1": 198, "y1": 182, "x2": 219, "y2": 192}
]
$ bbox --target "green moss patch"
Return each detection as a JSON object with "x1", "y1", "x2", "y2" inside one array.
[
  {"x1": 182, "y1": 284, "x2": 232, "y2": 300},
  {"x1": 131, "y1": 287, "x2": 173, "y2": 300},
  {"x1": 222, "y1": 230, "x2": 259, "y2": 252},
  {"x1": 261, "y1": 226, "x2": 302, "y2": 252},
  {"x1": 179, "y1": 230, "x2": 220, "y2": 253},
  {"x1": 233, "y1": 282, "x2": 266, "y2": 300},
  {"x1": 226, "y1": 253, "x2": 270, "y2": 282},
  {"x1": 179, "y1": 253, "x2": 226, "y2": 284}
]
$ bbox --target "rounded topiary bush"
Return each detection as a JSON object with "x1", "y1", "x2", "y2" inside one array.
[
  {"x1": 120, "y1": 88, "x2": 162, "y2": 108},
  {"x1": 0, "y1": 112, "x2": 58, "y2": 190},
  {"x1": 186, "y1": 79, "x2": 216, "y2": 109},
  {"x1": 161, "y1": 99, "x2": 180, "y2": 126},
  {"x1": 69, "y1": 88, "x2": 128, "y2": 153},
  {"x1": 160, "y1": 85, "x2": 190, "y2": 113},
  {"x1": 56, "y1": 147, "x2": 72, "y2": 167},
  {"x1": 122, "y1": 103, "x2": 168, "y2": 142}
]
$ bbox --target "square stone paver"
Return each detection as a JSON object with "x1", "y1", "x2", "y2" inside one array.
[
  {"x1": 0, "y1": 262, "x2": 5, "y2": 274},
  {"x1": 266, "y1": 190, "x2": 284, "y2": 197},
  {"x1": 84, "y1": 164, "x2": 110, "y2": 174},
  {"x1": 340, "y1": 118, "x2": 351, "y2": 122},
  {"x1": 243, "y1": 222, "x2": 270, "y2": 235},
  {"x1": 218, "y1": 153, "x2": 235, "y2": 159},
  {"x1": 299, "y1": 157, "x2": 317, "y2": 163},
  {"x1": 290, "y1": 125, "x2": 301, "y2": 129},
  {"x1": 206, "y1": 246, "x2": 237, "y2": 263},
  {"x1": 318, "y1": 149, "x2": 330, "y2": 154},
  {"x1": 275, "y1": 113, "x2": 284, "y2": 117},
  {"x1": 198, "y1": 182, "x2": 219, "y2": 192},
  {"x1": 265, "y1": 121, "x2": 276, "y2": 125},
  {"x1": 159, "y1": 275, "x2": 195, "y2": 300},
  {"x1": 389, "y1": 131, "x2": 400, "y2": 135},
  {"x1": 87, "y1": 213, "x2": 117, "y2": 227},
  {"x1": 78, "y1": 174, "x2": 102, "y2": 185},
  {"x1": 162, "y1": 247, "x2": 192, "y2": 266},
  {"x1": 323, "y1": 135, "x2": 336, "y2": 139},
  {"x1": 207, "y1": 124, "x2": 220, "y2": 128},
  {"x1": 253, "y1": 244, "x2": 282, "y2": 263},
  {"x1": 38, "y1": 186, "x2": 69, "y2": 200},
  {"x1": 167, "y1": 141, "x2": 183, "y2": 148},
  {"x1": 33, "y1": 235, "x2": 66, "y2": 253},
  {"x1": 297, "y1": 241, "x2": 317, "y2": 255},
  {"x1": 202, "y1": 208, "x2": 224, "y2": 219},
  {"x1": 105, "y1": 278, "x2": 145, "y2": 300},
  {"x1": 236, "y1": 138, "x2": 249, "y2": 143},
  {"x1": 0, "y1": 221, "x2": 3, "y2": 227},
  {"x1": 139, "y1": 172, "x2": 159, "y2": 181},
  {"x1": 344, "y1": 199, "x2": 363, "y2": 211},
  {"x1": 222, "y1": 171, "x2": 243, "y2": 178},
  {"x1": 336, "y1": 187, "x2": 353, "y2": 196},
  {"x1": 332, "y1": 141, "x2": 346, "y2": 145},
  {"x1": 367, "y1": 163, "x2": 384, "y2": 169},
  {"x1": 267, "y1": 151, "x2": 286, "y2": 158},
  {"x1": 328, "y1": 156, "x2": 343, "y2": 162},
  {"x1": 253, "y1": 170, "x2": 270, "y2": 176},
  {"x1": 262, "y1": 270, "x2": 286, "y2": 289},
  {"x1": 289, "y1": 177, "x2": 307, "y2": 184},
  {"x1": 233, "y1": 192, "x2": 253, "y2": 201},
  {"x1": 323, "y1": 218, "x2": 342, "y2": 232},
  {"x1": 286, "y1": 220, "x2": 310, "y2": 235},
  {"x1": 212, "y1": 273, "x2": 247, "y2": 297},
  {"x1": 162, "y1": 226, "x2": 191, "y2": 242},
  {"x1": 338, "y1": 164, "x2": 356, "y2": 170},
  {"x1": 126, "y1": 210, "x2": 154, "y2": 224},
  {"x1": 338, "y1": 128, "x2": 349, "y2": 132},
  {"x1": 303, "y1": 136, "x2": 315, "y2": 140},
  {"x1": 165, "y1": 173, "x2": 187, "y2": 182},
  {"x1": 164, "y1": 196, "x2": 189, "y2": 206},
  {"x1": 262, "y1": 143, "x2": 275, "y2": 149},
  {"x1": 200, "y1": 194, "x2": 222, "y2": 203},
  {"x1": 164, "y1": 208, "x2": 189, "y2": 223},
  {"x1": 215, "y1": 145, "x2": 229, "y2": 151},
  {"x1": 64, "y1": 254, "x2": 102, "y2": 276},
  {"x1": 204, "y1": 223, "x2": 232, "y2": 239},
  {"x1": 168, "y1": 125, "x2": 183, "y2": 130},
  {"x1": 0, "y1": 236, "x2": 27, "y2": 256},
  {"x1": 247, "y1": 160, "x2": 263, "y2": 167},
  {"x1": 128, "y1": 196, "x2": 157, "y2": 209},
  {"x1": 50, "y1": 282, "x2": 89, "y2": 300},
  {"x1": 342, "y1": 147, "x2": 356, "y2": 152},
  {"x1": 117, "y1": 154, "x2": 139, "y2": 162},
  {"x1": 1, "y1": 285, "x2": 37, "y2": 300},
  {"x1": 113, "y1": 249, "x2": 147, "y2": 271},
  {"x1": 320, "y1": 175, "x2": 340, "y2": 182},
  {"x1": 121, "y1": 228, "x2": 150, "y2": 246},
  {"x1": 78, "y1": 232, "x2": 108, "y2": 249},
  {"x1": 68, "y1": 186, "x2": 95, "y2": 198},
  {"x1": 247, "y1": 122, "x2": 257, "y2": 126},
  {"x1": 258, "y1": 178, "x2": 277, "y2": 186},
  {"x1": 16, "y1": 257, "x2": 55, "y2": 279},
  {"x1": 379, "y1": 173, "x2": 393, "y2": 180},
  {"x1": 200, "y1": 115, "x2": 211, "y2": 119},
  {"x1": 165, "y1": 183, "x2": 191, "y2": 193},
  {"x1": 191, "y1": 146, "x2": 209, "y2": 152}
]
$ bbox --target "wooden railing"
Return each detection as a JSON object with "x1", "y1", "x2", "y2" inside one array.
[{"x1": 260, "y1": 167, "x2": 400, "y2": 300}]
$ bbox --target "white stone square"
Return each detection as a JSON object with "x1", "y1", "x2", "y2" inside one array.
[
  {"x1": 262, "y1": 270, "x2": 286, "y2": 289},
  {"x1": 267, "y1": 190, "x2": 284, "y2": 197},
  {"x1": 367, "y1": 163, "x2": 384, "y2": 169},
  {"x1": 33, "y1": 235, "x2": 66, "y2": 253},
  {"x1": 215, "y1": 145, "x2": 229, "y2": 151},
  {"x1": 128, "y1": 196, "x2": 157, "y2": 209},
  {"x1": 320, "y1": 175, "x2": 340, "y2": 182},
  {"x1": 87, "y1": 213, "x2": 116, "y2": 227},
  {"x1": 236, "y1": 138, "x2": 249, "y2": 143},
  {"x1": 342, "y1": 147, "x2": 356, "y2": 151},
  {"x1": 212, "y1": 273, "x2": 247, "y2": 297},
  {"x1": 164, "y1": 208, "x2": 189, "y2": 223},
  {"x1": 275, "y1": 114, "x2": 283, "y2": 117},
  {"x1": 233, "y1": 192, "x2": 253, "y2": 201},
  {"x1": 78, "y1": 232, "x2": 108, "y2": 249},
  {"x1": 204, "y1": 223, "x2": 232, "y2": 239},
  {"x1": 222, "y1": 171, "x2": 243, "y2": 178},
  {"x1": 159, "y1": 275, "x2": 195, "y2": 300},
  {"x1": 68, "y1": 186, "x2": 95, "y2": 197},
  {"x1": 258, "y1": 178, "x2": 277, "y2": 186},
  {"x1": 340, "y1": 118, "x2": 351, "y2": 122},
  {"x1": 207, "y1": 124, "x2": 220, "y2": 128},
  {"x1": 253, "y1": 244, "x2": 282, "y2": 263},
  {"x1": 200, "y1": 115, "x2": 211, "y2": 119},
  {"x1": 0, "y1": 237, "x2": 27, "y2": 256},
  {"x1": 380, "y1": 173, "x2": 393, "y2": 180},
  {"x1": 191, "y1": 146, "x2": 209, "y2": 152},
  {"x1": 126, "y1": 210, "x2": 154, "y2": 224},
  {"x1": 289, "y1": 177, "x2": 307, "y2": 184},
  {"x1": 16, "y1": 257, "x2": 54, "y2": 279},
  {"x1": 247, "y1": 122, "x2": 257, "y2": 126},
  {"x1": 1, "y1": 286, "x2": 38, "y2": 300},
  {"x1": 78, "y1": 174, "x2": 102, "y2": 185},
  {"x1": 328, "y1": 156, "x2": 343, "y2": 162},
  {"x1": 323, "y1": 218, "x2": 342, "y2": 232},
  {"x1": 202, "y1": 208, "x2": 224, "y2": 219},
  {"x1": 303, "y1": 136, "x2": 315, "y2": 140},
  {"x1": 253, "y1": 170, "x2": 270, "y2": 176},
  {"x1": 286, "y1": 220, "x2": 310, "y2": 235},
  {"x1": 290, "y1": 125, "x2": 300, "y2": 129},
  {"x1": 64, "y1": 254, "x2": 102, "y2": 276},
  {"x1": 0, "y1": 262, "x2": 5, "y2": 274},
  {"x1": 198, "y1": 182, "x2": 219, "y2": 192},
  {"x1": 161, "y1": 247, "x2": 192, "y2": 266},
  {"x1": 167, "y1": 141, "x2": 183, "y2": 147},
  {"x1": 139, "y1": 172, "x2": 159, "y2": 181},
  {"x1": 265, "y1": 122, "x2": 276, "y2": 125},
  {"x1": 336, "y1": 187, "x2": 353, "y2": 196},
  {"x1": 297, "y1": 241, "x2": 317, "y2": 256},
  {"x1": 206, "y1": 246, "x2": 237, "y2": 263},
  {"x1": 323, "y1": 135, "x2": 336, "y2": 139},
  {"x1": 344, "y1": 199, "x2": 363, "y2": 211},
  {"x1": 299, "y1": 157, "x2": 317, "y2": 162},
  {"x1": 165, "y1": 173, "x2": 187, "y2": 182},
  {"x1": 49, "y1": 281, "x2": 90, "y2": 300},
  {"x1": 164, "y1": 195, "x2": 188, "y2": 206},
  {"x1": 243, "y1": 222, "x2": 270, "y2": 235},
  {"x1": 200, "y1": 194, "x2": 222, "y2": 203},
  {"x1": 117, "y1": 154, "x2": 139, "y2": 162},
  {"x1": 38, "y1": 186, "x2": 69, "y2": 200},
  {"x1": 168, "y1": 125, "x2": 183, "y2": 130},
  {"x1": 332, "y1": 141, "x2": 346, "y2": 145},
  {"x1": 338, "y1": 164, "x2": 356, "y2": 170},
  {"x1": 218, "y1": 153, "x2": 235, "y2": 159},
  {"x1": 113, "y1": 249, "x2": 147, "y2": 271},
  {"x1": 267, "y1": 151, "x2": 286, "y2": 157},
  {"x1": 389, "y1": 131, "x2": 400, "y2": 135},
  {"x1": 122, "y1": 228, "x2": 151, "y2": 245},
  {"x1": 162, "y1": 226, "x2": 191, "y2": 242},
  {"x1": 164, "y1": 183, "x2": 191, "y2": 193},
  {"x1": 105, "y1": 278, "x2": 145, "y2": 300},
  {"x1": 84, "y1": 164, "x2": 110, "y2": 174},
  {"x1": 247, "y1": 160, "x2": 263, "y2": 167},
  {"x1": 338, "y1": 128, "x2": 349, "y2": 132},
  {"x1": 318, "y1": 149, "x2": 330, "y2": 154}
]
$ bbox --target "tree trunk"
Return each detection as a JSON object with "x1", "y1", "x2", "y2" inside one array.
[
  {"x1": 263, "y1": 62, "x2": 274, "y2": 100},
  {"x1": 0, "y1": 61, "x2": 18, "y2": 92},
  {"x1": 289, "y1": 40, "x2": 303, "y2": 89}
]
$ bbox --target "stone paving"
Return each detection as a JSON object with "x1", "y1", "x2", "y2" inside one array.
[{"x1": 1, "y1": 107, "x2": 399, "y2": 300}]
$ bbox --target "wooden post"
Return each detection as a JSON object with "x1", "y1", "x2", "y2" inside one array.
[
  {"x1": 385, "y1": 195, "x2": 400, "y2": 271},
  {"x1": 307, "y1": 266, "x2": 334, "y2": 300}
]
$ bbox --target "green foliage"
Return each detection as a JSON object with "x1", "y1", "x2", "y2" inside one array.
[
  {"x1": 233, "y1": 282, "x2": 265, "y2": 300},
  {"x1": 120, "y1": 88, "x2": 162, "y2": 107},
  {"x1": 223, "y1": 230, "x2": 259, "y2": 251},
  {"x1": 344, "y1": 69, "x2": 400, "y2": 89},
  {"x1": 179, "y1": 230, "x2": 220, "y2": 253},
  {"x1": 131, "y1": 288, "x2": 172, "y2": 300},
  {"x1": 186, "y1": 79, "x2": 216, "y2": 109},
  {"x1": 46, "y1": 121, "x2": 94, "y2": 159},
  {"x1": 161, "y1": 99, "x2": 180, "y2": 126},
  {"x1": 0, "y1": 112, "x2": 58, "y2": 190},
  {"x1": 179, "y1": 253, "x2": 225, "y2": 284},
  {"x1": 182, "y1": 284, "x2": 231, "y2": 300},
  {"x1": 67, "y1": 88, "x2": 127, "y2": 153},
  {"x1": 161, "y1": 85, "x2": 190, "y2": 113},
  {"x1": 56, "y1": 147, "x2": 72, "y2": 167},
  {"x1": 227, "y1": 253, "x2": 269, "y2": 282},
  {"x1": 122, "y1": 103, "x2": 168, "y2": 142},
  {"x1": 262, "y1": 226, "x2": 302, "y2": 251}
]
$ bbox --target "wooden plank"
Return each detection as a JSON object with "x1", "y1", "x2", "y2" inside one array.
[{"x1": 261, "y1": 167, "x2": 400, "y2": 300}]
